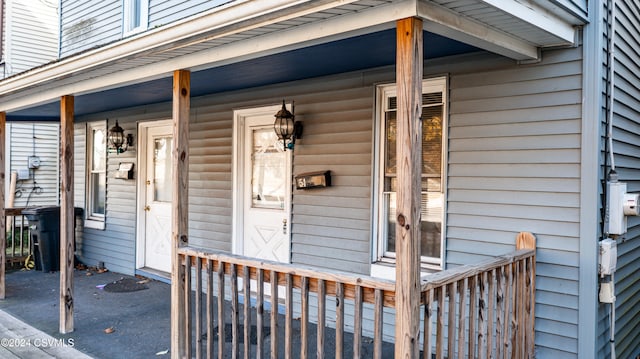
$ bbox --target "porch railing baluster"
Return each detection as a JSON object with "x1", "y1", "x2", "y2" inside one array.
[
  {"x1": 374, "y1": 288, "x2": 384, "y2": 359},
  {"x1": 300, "y1": 276, "x2": 309, "y2": 359},
  {"x1": 195, "y1": 256, "x2": 202, "y2": 359},
  {"x1": 423, "y1": 289, "x2": 433, "y2": 359},
  {"x1": 505, "y1": 261, "x2": 513, "y2": 359},
  {"x1": 527, "y1": 255, "x2": 536, "y2": 358},
  {"x1": 447, "y1": 281, "x2": 456, "y2": 358},
  {"x1": 457, "y1": 278, "x2": 467, "y2": 359},
  {"x1": 184, "y1": 254, "x2": 192, "y2": 359},
  {"x1": 353, "y1": 285, "x2": 363, "y2": 359},
  {"x1": 230, "y1": 263, "x2": 239, "y2": 359},
  {"x1": 270, "y1": 271, "x2": 278, "y2": 359},
  {"x1": 243, "y1": 265, "x2": 251, "y2": 359},
  {"x1": 256, "y1": 268, "x2": 264, "y2": 359},
  {"x1": 285, "y1": 273, "x2": 293, "y2": 359},
  {"x1": 468, "y1": 275, "x2": 477, "y2": 359},
  {"x1": 496, "y1": 267, "x2": 505, "y2": 359},
  {"x1": 317, "y1": 279, "x2": 326, "y2": 359},
  {"x1": 174, "y1": 233, "x2": 535, "y2": 359},
  {"x1": 206, "y1": 259, "x2": 214, "y2": 359},
  {"x1": 335, "y1": 282, "x2": 344, "y2": 359},
  {"x1": 436, "y1": 286, "x2": 444, "y2": 359},
  {"x1": 487, "y1": 269, "x2": 495, "y2": 359},
  {"x1": 479, "y1": 271, "x2": 488, "y2": 359},
  {"x1": 217, "y1": 260, "x2": 225, "y2": 359}
]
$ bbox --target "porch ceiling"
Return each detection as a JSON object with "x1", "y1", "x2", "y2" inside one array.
[{"x1": 0, "y1": 0, "x2": 584, "y2": 121}]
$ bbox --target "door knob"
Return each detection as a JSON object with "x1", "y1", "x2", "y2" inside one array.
[
  {"x1": 282, "y1": 219, "x2": 287, "y2": 235},
  {"x1": 144, "y1": 205, "x2": 151, "y2": 211}
]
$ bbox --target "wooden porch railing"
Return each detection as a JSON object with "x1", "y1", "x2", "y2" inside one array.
[
  {"x1": 175, "y1": 236, "x2": 535, "y2": 359},
  {"x1": 4, "y1": 208, "x2": 31, "y2": 266}
]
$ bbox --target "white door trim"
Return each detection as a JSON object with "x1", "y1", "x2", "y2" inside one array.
[
  {"x1": 232, "y1": 104, "x2": 291, "y2": 259},
  {"x1": 135, "y1": 119, "x2": 172, "y2": 270}
]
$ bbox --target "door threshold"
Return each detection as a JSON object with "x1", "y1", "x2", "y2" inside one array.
[{"x1": 136, "y1": 267, "x2": 171, "y2": 284}]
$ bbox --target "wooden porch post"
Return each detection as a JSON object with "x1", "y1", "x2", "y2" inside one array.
[
  {"x1": 171, "y1": 69, "x2": 190, "y2": 359},
  {"x1": 0, "y1": 112, "x2": 5, "y2": 300},
  {"x1": 60, "y1": 95, "x2": 75, "y2": 333},
  {"x1": 395, "y1": 17, "x2": 423, "y2": 359}
]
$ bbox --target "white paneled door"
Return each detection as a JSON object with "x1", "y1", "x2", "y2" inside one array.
[
  {"x1": 235, "y1": 106, "x2": 292, "y2": 264},
  {"x1": 138, "y1": 123, "x2": 173, "y2": 273}
]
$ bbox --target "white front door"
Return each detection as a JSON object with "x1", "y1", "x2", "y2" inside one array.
[
  {"x1": 234, "y1": 106, "x2": 291, "y2": 263},
  {"x1": 137, "y1": 122, "x2": 173, "y2": 273}
]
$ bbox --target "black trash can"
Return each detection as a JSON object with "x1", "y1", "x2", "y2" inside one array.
[{"x1": 23, "y1": 206, "x2": 83, "y2": 272}]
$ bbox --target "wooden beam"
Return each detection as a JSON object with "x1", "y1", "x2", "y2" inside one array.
[
  {"x1": 394, "y1": 17, "x2": 423, "y2": 359},
  {"x1": 171, "y1": 69, "x2": 190, "y2": 359},
  {"x1": 0, "y1": 112, "x2": 5, "y2": 300},
  {"x1": 59, "y1": 95, "x2": 74, "y2": 334}
]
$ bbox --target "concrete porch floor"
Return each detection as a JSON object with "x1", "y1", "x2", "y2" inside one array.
[
  {"x1": 0, "y1": 268, "x2": 171, "y2": 358},
  {"x1": 0, "y1": 266, "x2": 397, "y2": 358}
]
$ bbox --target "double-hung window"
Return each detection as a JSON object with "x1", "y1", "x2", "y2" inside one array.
[
  {"x1": 123, "y1": 0, "x2": 148, "y2": 35},
  {"x1": 86, "y1": 121, "x2": 106, "y2": 229},
  {"x1": 373, "y1": 77, "x2": 447, "y2": 275}
]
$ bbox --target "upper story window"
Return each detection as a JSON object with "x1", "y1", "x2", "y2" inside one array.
[
  {"x1": 373, "y1": 77, "x2": 447, "y2": 274},
  {"x1": 86, "y1": 121, "x2": 107, "y2": 229},
  {"x1": 123, "y1": 0, "x2": 149, "y2": 35}
]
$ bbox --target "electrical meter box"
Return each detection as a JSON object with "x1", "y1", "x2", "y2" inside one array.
[
  {"x1": 607, "y1": 181, "x2": 627, "y2": 235},
  {"x1": 599, "y1": 238, "x2": 617, "y2": 276},
  {"x1": 28, "y1": 156, "x2": 41, "y2": 169}
]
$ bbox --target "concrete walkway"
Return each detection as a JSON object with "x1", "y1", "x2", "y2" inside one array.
[
  {"x1": 0, "y1": 269, "x2": 171, "y2": 359},
  {"x1": 0, "y1": 310, "x2": 93, "y2": 359}
]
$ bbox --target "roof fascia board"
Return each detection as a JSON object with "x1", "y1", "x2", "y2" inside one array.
[
  {"x1": 417, "y1": 1, "x2": 540, "y2": 60},
  {"x1": 0, "y1": 0, "x2": 360, "y2": 97},
  {"x1": 479, "y1": 0, "x2": 576, "y2": 44},
  {"x1": 0, "y1": 1, "x2": 417, "y2": 113}
]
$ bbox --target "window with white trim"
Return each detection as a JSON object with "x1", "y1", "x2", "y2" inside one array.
[
  {"x1": 373, "y1": 77, "x2": 447, "y2": 272},
  {"x1": 86, "y1": 121, "x2": 106, "y2": 226},
  {"x1": 123, "y1": 0, "x2": 148, "y2": 35}
]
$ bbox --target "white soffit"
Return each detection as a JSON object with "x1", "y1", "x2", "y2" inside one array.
[{"x1": 420, "y1": 0, "x2": 579, "y2": 61}]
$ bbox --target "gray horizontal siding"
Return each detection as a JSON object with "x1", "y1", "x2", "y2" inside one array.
[
  {"x1": 74, "y1": 118, "x2": 138, "y2": 275},
  {"x1": 148, "y1": 0, "x2": 234, "y2": 27},
  {"x1": 552, "y1": 0, "x2": 588, "y2": 19},
  {"x1": 290, "y1": 86, "x2": 373, "y2": 274},
  {"x1": 4, "y1": 0, "x2": 58, "y2": 76},
  {"x1": 447, "y1": 47, "x2": 583, "y2": 357},
  {"x1": 8, "y1": 123, "x2": 59, "y2": 207},
  {"x1": 60, "y1": 0, "x2": 122, "y2": 58},
  {"x1": 601, "y1": 0, "x2": 640, "y2": 357}
]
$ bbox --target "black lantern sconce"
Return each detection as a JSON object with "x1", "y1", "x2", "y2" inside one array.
[
  {"x1": 108, "y1": 119, "x2": 134, "y2": 154},
  {"x1": 273, "y1": 100, "x2": 303, "y2": 150}
]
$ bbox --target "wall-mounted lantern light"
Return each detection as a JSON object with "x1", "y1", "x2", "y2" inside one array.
[
  {"x1": 108, "y1": 119, "x2": 134, "y2": 154},
  {"x1": 273, "y1": 100, "x2": 303, "y2": 150}
]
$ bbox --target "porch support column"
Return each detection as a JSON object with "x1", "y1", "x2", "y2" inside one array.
[
  {"x1": 394, "y1": 17, "x2": 423, "y2": 359},
  {"x1": 60, "y1": 95, "x2": 75, "y2": 333},
  {"x1": 171, "y1": 69, "x2": 190, "y2": 359},
  {"x1": 0, "y1": 112, "x2": 5, "y2": 300}
]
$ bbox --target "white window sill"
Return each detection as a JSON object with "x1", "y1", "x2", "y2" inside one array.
[
  {"x1": 370, "y1": 262, "x2": 440, "y2": 281},
  {"x1": 84, "y1": 219, "x2": 105, "y2": 230}
]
